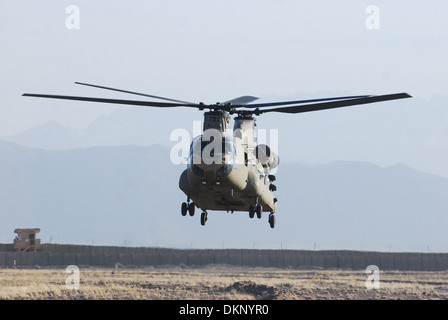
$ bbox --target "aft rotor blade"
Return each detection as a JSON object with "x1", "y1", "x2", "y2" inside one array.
[
  {"x1": 258, "y1": 93, "x2": 412, "y2": 114},
  {"x1": 22, "y1": 93, "x2": 200, "y2": 108},
  {"x1": 75, "y1": 82, "x2": 194, "y2": 104},
  {"x1": 245, "y1": 95, "x2": 371, "y2": 108}
]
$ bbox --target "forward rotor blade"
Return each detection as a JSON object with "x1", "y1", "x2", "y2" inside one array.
[
  {"x1": 258, "y1": 93, "x2": 412, "y2": 114},
  {"x1": 22, "y1": 93, "x2": 200, "y2": 108},
  {"x1": 224, "y1": 96, "x2": 259, "y2": 105},
  {"x1": 244, "y1": 95, "x2": 371, "y2": 108},
  {"x1": 75, "y1": 82, "x2": 194, "y2": 104}
]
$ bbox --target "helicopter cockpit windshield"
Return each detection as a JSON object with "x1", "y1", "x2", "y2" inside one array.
[
  {"x1": 189, "y1": 135, "x2": 236, "y2": 177},
  {"x1": 190, "y1": 135, "x2": 235, "y2": 164}
]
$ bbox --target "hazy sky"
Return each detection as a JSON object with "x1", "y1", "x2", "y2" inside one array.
[{"x1": 1, "y1": 1, "x2": 447, "y2": 174}]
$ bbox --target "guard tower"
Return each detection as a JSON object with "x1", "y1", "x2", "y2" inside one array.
[{"x1": 13, "y1": 228, "x2": 41, "y2": 252}]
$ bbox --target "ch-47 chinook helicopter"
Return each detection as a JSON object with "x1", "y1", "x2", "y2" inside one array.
[{"x1": 23, "y1": 83, "x2": 411, "y2": 228}]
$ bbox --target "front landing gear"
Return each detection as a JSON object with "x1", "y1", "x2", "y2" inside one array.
[
  {"x1": 249, "y1": 202, "x2": 275, "y2": 228},
  {"x1": 249, "y1": 204, "x2": 263, "y2": 219},
  {"x1": 181, "y1": 197, "x2": 208, "y2": 226},
  {"x1": 181, "y1": 202, "x2": 195, "y2": 217}
]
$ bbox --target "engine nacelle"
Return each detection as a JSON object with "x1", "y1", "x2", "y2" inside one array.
[{"x1": 254, "y1": 144, "x2": 279, "y2": 169}]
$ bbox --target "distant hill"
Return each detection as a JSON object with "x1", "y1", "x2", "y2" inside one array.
[{"x1": 0, "y1": 141, "x2": 447, "y2": 252}]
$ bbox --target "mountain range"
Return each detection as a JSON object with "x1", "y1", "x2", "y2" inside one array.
[{"x1": 1, "y1": 140, "x2": 447, "y2": 252}]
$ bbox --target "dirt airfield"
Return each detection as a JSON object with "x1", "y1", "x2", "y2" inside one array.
[{"x1": 1, "y1": 265, "x2": 447, "y2": 300}]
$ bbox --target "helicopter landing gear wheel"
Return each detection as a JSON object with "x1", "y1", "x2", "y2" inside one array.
[
  {"x1": 181, "y1": 202, "x2": 195, "y2": 217},
  {"x1": 249, "y1": 205, "x2": 255, "y2": 219},
  {"x1": 181, "y1": 202, "x2": 188, "y2": 216},
  {"x1": 188, "y1": 203, "x2": 195, "y2": 216},
  {"x1": 256, "y1": 204, "x2": 263, "y2": 219},
  {"x1": 249, "y1": 204, "x2": 262, "y2": 219},
  {"x1": 268, "y1": 213, "x2": 276, "y2": 229},
  {"x1": 200, "y1": 211, "x2": 208, "y2": 226}
]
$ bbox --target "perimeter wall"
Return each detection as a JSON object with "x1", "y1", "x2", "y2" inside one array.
[{"x1": 1, "y1": 244, "x2": 447, "y2": 270}]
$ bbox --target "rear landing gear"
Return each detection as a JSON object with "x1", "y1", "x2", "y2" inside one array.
[
  {"x1": 268, "y1": 213, "x2": 276, "y2": 229},
  {"x1": 200, "y1": 211, "x2": 208, "y2": 226}
]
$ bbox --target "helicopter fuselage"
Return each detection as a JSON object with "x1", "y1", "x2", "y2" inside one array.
[{"x1": 179, "y1": 111, "x2": 278, "y2": 216}]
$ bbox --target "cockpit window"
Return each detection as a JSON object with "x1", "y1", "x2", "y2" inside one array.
[{"x1": 189, "y1": 135, "x2": 235, "y2": 165}]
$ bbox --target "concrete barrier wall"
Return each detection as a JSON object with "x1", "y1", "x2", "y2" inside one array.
[{"x1": 0, "y1": 244, "x2": 447, "y2": 271}]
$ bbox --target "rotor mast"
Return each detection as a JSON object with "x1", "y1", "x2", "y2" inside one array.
[
  {"x1": 203, "y1": 110, "x2": 231, "y2": 134},
  {"x1": 233, "y1": 115, "x2": 256, "y2": 150}
]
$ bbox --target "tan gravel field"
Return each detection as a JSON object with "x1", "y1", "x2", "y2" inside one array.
[{"x1": 1, "y1": 265, "x2": 447, "y2": 300}]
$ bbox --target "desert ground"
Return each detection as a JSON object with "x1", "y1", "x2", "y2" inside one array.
[{"x1": 0, "y1": 265, "x2": 447, "y2": 300}]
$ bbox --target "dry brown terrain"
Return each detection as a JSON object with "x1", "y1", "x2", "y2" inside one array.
[{"x1": 0, "y1": 265, "x2": 447, "y2": 300}]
